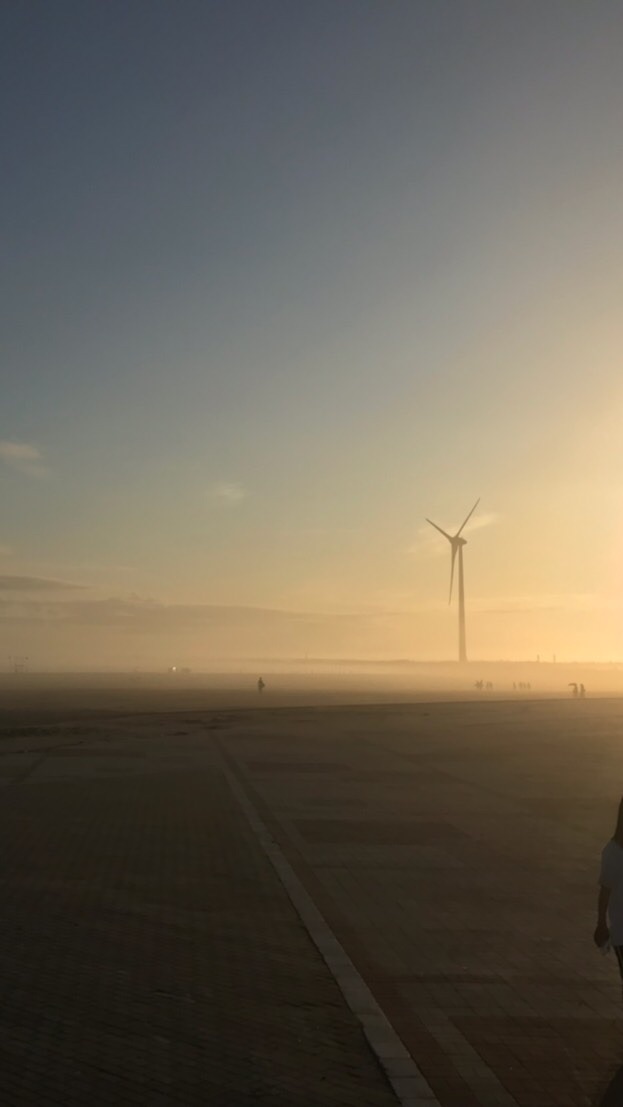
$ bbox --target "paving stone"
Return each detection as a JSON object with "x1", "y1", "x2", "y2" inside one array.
[
  {"x1": 226, "y1": 698, "x2": 623, "y2": 1107},
  {"x1": 0, "y1": 727, "x2": 398, "y2": 1106}
]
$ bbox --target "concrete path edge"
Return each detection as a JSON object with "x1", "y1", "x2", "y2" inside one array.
[{"x1": 215, "y1": 738, "x2": 441, "y2": 1107}]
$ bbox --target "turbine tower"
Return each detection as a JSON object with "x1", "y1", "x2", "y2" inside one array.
[{"x1": 426, "y1": 499, "x2": 480, "y2": 663}]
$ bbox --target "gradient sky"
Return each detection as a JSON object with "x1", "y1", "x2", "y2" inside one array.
[{"x1": 2, "y1": 1, "x2": 623, "y2": 665}]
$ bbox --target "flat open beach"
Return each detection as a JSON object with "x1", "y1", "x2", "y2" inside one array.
[{"x1": 1, "y1": 691, "x2": 622, "y2": 1106}]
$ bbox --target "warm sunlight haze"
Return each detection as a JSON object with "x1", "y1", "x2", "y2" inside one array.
[
  {"x1": 5, "y1": 10, "x2": 623, "y2": 1107},
  {"x1": 2, "y1": 2, "x2": 623, "y2": 668}
]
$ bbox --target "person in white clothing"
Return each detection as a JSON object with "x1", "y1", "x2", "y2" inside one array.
[{"x1": 595, "y1": 798, "x2": 623, "y2": 979}]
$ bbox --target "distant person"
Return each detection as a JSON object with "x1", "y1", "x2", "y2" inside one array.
[
  {"x1": 579, "y1": 683, "x2": 586, "y2": 698},
  {"x1": 257, "y1": 677, "x2": 265, "y2": 694},
  {"x1": 569, "y1": 682, "x2": 578, "y2": 697},
  {"x1": 595, "y1": 797, "x2": 623, "y2": 992}
]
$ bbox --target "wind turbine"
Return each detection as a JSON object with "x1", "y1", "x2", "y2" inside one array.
[{"x1": 426, "y1": 499, "x2": 480, "y2": 663}]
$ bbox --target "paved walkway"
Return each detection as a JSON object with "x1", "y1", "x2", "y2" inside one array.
[
  {"x1": 220, "y1": 698, "x2": 623, "y2": 1107},
  {"x1": 0, "y1": 714, "x2": 397, "y2": 1106},
  {"x1": 4, "y1": 698, "x2": 623, "y2": 1106}
]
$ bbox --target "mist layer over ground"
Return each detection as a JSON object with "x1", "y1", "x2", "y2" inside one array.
[{"x1": 0, "y1": 661, "x2": 622, "y2": 719}]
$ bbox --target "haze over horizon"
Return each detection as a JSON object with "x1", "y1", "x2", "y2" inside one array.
[{"x1": 2, "y1": 2, "x2": 623, "y2": 667}]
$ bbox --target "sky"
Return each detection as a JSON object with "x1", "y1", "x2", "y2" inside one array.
[{"x1": 2, "y1": 1, "x2": 623, "y2": 667}]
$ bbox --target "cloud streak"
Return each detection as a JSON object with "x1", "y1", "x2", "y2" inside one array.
[
  {"x1": 209, "y1": 481, "x2": 247, "y2": 506},
  {"x1": 0, "y1": 596, "x2": 289, "y2": 629},
  {"x1": 0, "y1": 440, "x2": 48, "y2": 478},
  {"x1": 475, "y1": 592, "x2": 601, "y2": 614},
  {"x1": 0, "y1": 588, "x2": 610, "y2": 642},
  {"x1": 0, "y1": 575, "x2": 84, "y2": 592}
]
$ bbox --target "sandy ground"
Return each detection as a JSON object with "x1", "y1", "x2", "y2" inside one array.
[{"x1": 2, "y1": 693, "x2": 623, "y2": 1105}]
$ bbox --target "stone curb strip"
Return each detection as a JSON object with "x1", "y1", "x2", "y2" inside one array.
[{"x1": 216, "y1": 742, "x2": 441, "y2": 1107}]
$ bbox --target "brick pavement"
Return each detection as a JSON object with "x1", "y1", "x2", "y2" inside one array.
[
  {"x1": 0, "y1": 715, "x2": 398, "y2": 1106},
  {"x1": 220, "y1": 698, "x2": 623, "y2": 1107}
]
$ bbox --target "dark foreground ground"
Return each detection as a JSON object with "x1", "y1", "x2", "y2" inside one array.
[{"x1": 1, "y1": 696, "x2": 623, "y2": 1106}]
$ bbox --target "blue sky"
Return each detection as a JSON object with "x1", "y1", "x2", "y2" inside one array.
[{"x1": 2, "y1": 2, "x2": 623, "y2": 664}]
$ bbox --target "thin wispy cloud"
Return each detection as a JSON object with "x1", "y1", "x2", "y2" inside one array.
[
  {"x1": 0, "y1": 575, "x2": 84, "y2": 593},
  {"x1": 475, "y1": 592, "x2": 601, "y2": 614},
  {"x1": 209, "y1": 481, "x2": 247, "y2": 506},
  {"x1": 0, "y1": 440, "x2": 48, "y2": 479},
  {"x1": 0, "y1": 590, "x2": 610, "y2": 630},
  {"x1": 36, "y1": 561, "x2": 137, "y2": 576},
  {"x1": 409, "y1": 511, "x2": 500, "y2": 557}
]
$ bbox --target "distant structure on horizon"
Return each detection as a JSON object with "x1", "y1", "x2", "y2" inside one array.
[{"x1": 426, "y1": 499, "x2": 480, "y2": 663}]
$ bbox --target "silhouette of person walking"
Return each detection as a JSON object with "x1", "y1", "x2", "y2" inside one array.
[
  {"x1": 569, "y1": 683, "x2": 578, "y2": 697},
  {"x1": 595, "y1": 797, "x2": 623, "y2": 995},
  {"x1": 579, "y1": 683, "x2": 586, "y2": 698},
  {"x1": 257, "y1": 677, "x2": 265, "y2": 694}
]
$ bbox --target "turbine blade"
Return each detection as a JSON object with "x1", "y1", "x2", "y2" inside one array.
[
  {"x1": 449, "y1": 544, "x2": 457, "y2": 604},
  {"x1": 456, "y1": 497, "x2": 480, "y2": 538},
  {"x1": 426, "y1": 518, "x2": 453, "y2": 541}
]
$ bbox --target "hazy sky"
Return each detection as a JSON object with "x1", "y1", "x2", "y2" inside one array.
[{"x1": 2, "y1": 1, "x2": 623, "y2": 665}]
